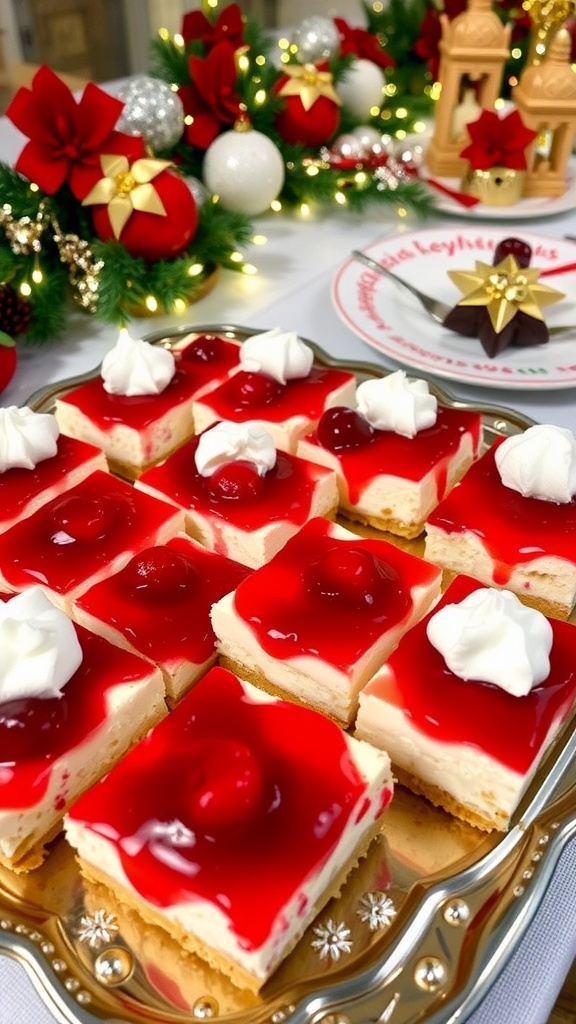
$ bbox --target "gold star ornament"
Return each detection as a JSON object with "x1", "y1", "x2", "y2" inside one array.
[{"x1": 448, "y1": 255, "x2": 564, "y2": 334}]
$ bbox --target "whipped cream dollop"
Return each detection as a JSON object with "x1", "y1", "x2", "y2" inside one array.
[
  {"x1": 426, "y1": 587, "x2": 552, "y2": 696},
  {"x1": 355, "y1": 370, "x2": 438, "y2": 438},
  {"x1": 101, "y1": 328, "x2": 176, "y2": 396},
  {"x1": 239, "y1": 327, "x2": 314, "y2": 384},
  {"x1": 0, "y1": 587, "x2": 83, "y2": 702},
  {"x1": 495, "y1": 423, "x2": 576, "y2": 503},
  {"x1": 195, "y1": 420, "x2": 277, "y2": 477},
  {"x1": 0, "y1": 406, "x2": 59, "y2": 472}
]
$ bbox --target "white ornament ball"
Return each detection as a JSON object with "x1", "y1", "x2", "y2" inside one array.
[
  {"x1": 117, "y1": 75, "x2": 184, "y2": 151},
  {"x1": 293, "y1": 15, "x2": 340, "y2": 63},
  {"x1": 338, "y1": 60, "x2": 386, "y2": 119},
  {"x1": 202, "y1": 128, "x2": 285, "y2": 216}
]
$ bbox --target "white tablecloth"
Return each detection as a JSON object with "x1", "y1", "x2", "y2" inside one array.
[{"x1": 0, "y1": 112, "x2": 575, "y2": 1024}]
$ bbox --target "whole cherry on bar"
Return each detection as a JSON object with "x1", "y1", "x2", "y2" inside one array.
[
  {"x1": 317, "y1": 407, "x2": 376, "y2": 451},
  {"x1": 493, "y1": 237, "x2": 532, "y2": 267}
]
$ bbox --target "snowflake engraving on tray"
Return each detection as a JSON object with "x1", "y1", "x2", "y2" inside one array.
[
  {"x1": 77, "y1": 909, "x2": 119, "y2": 949},
  {"x1": 357, "y1": 891, "x2": 397, "y2": 931},
  {"x1": 311, "y1": 919, "x2": 353, "y2": 961}
]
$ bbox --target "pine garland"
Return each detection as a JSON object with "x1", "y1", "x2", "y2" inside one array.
[
  {"x1": 149, "y1": 7, "x2": 436, "y2": 220},
  {"x1": 0, "y1": 163, "x2": 253, "y2": 343}
]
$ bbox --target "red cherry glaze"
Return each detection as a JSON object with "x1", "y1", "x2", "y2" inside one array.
[
  {"x1": 368, "y1": 575, "x2": 576, "y2": 773},
  {"x1": 207, "y1": 460, "x2": 265, "y2": 502},
  {"x1": 0, "y1": 471, "x2": 181, "y2": 597},
  {"x1": 124, "y1": 546, "x2": 199, "y2": 601},
  {"x1": 138, "y1": 439, "x2": 330, "y2": 548},
  {"x1": 49, "y1": 494, "x2": 114, "y2": 542},
  {"x1": 74, "y1": 536, "x2": 250, "y2": 666},
  {"x1": 58, "y1": 369, "x2": 200, "y2": 434},
  {"x1": 227, "y1": 371, "x2": 282, "y2": 408},
  {"x1": 309, "y1": 408, "x2": 482, "y2": 504},
  {"x1": 67, "y1": 666, "x2": 390, "y2": 948},
  {"x1": 0, "y1": 434, "x2": 103, "y2": 530},
  {"x1": 177, "y1": 334, "x2": 239, "y2": 374},
  {"x1": 184, "y1": 738, "x2": 263, "y2": 831},
  {"x1": 232, "y1": 519, "x2": 438, "y2": 669},
  {"x1": 317, "y1": 407, "x2": 376, "y2": 450},
  {"x1": 312, "y1": 545, "x2": 403, "y2": 608},
  {"x1": 0, "y1": 626, "x2": 155, "y2": 809},
  {"x1": 0, "y1": 696, "x2": 69, "y2": 762},
  {"x1": 426, "y1": 439, "x2": 576, "y2": 582},
  {"x1": 493, "y1": 237, "x2": 532, "y2": 268},
  {"x1": 196, "y1": 366, "x2": 354, "y2": 424}
]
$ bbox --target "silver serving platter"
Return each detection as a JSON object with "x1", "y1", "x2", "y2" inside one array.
[{"x1": 1, "y1": 323, "x2": 575, "y2": 1024}]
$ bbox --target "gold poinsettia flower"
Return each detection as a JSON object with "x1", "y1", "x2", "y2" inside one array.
[
  {"x1": 448, "y1": 255, "x2": 564, "y2": 334},
  {"x1": 278, "y1": 63, "x2": 342, "y2": 112},
  {"x1": 81, "y1": 154, "x2": 173, "y2": 239}
]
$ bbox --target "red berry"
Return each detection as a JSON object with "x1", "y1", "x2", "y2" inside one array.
[
  {"x1": 180, "y1": 335, "x2": 228, "y2": 364},
  {"x1": 125, "y1": 547, "x2": 198, "y2": 601},
  {"x1": 49, "y1": 495, "x2": 113, "y2": 543},
  {"x1": 0, "y1": 332, "x2": 17, "y2": 394},
  {"x1": 207, "y1": 460, "x2": 265, "y2": 502},
  {"x1": 229, "y1": 371, "x2": 282, "y2": 407},
  {"x1": 0, "y1": 696, "x2": 69, "y2": 762},
  {"x1": 317, "y1": 406, "x2": 375, "y2": 450},
  {"x1": 183, "y1": 738, "x2": 263, "y2": 831},
  {"x1": 312, "y1": 544, "x2": 402, "y2": 607},
  {"x1": 493, "y1": 237, "x2": 532, "y2": 268}
]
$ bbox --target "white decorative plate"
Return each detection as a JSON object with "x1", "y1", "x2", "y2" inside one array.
[{"x1": 332, "y1": 227, "x2": 576, "y2": 389}]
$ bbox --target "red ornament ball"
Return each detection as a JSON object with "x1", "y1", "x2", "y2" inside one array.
[
  {"x1": 274, "y1": 80, "x2": 340, "y2": 147},
  {"x1": 92, "y1": 168, "x2": 199, "y2": 262}
]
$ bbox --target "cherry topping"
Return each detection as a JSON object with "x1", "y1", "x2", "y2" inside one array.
[
  {"x1": 311, "y1": 544, "x2": 403, "y2": 607},
  {"x1": 49, "y1": 494, "x2": 113, "y2": 543},
  {"x1": 180, "y1": 335, "x2": 227, "y2": 364},
  {"x1": 317, "y1": 406, "x2": 376, "y2": 451},
  {"x1": 125, "y1": 547, "x2": 198, "y2": 601},
  {"x1": 207, "y1": 460, "x2": 265, "y2": 502},
  {"x1": 182, "y1": 738, "x2": 263, "y2": 831},
  {"x1": 493, "y1": 237, "x2": 532, "y2": 268},
  {"x1": 0, "y1": 696, "x2": 69, "y2": 762},
  {"x1": 229, "y1": 371, "x2": 282, "y2": 407}
]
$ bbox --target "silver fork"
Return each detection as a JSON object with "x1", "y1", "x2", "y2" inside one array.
[{"x1": 351, "y1": 249, "x2": 575, "y2": 337}]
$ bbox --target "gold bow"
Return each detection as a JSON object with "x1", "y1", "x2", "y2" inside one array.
[
  {"x1": 82, "y1": 155, "x2": 173, "y2": 239},
  {"x1": 448, "y1": 256, "x2": 564, "y2": 334},
  {"x1": 278, "y1": 64, "x2": 342, "y2": 112}
]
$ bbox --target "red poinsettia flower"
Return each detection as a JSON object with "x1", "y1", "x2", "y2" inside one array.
[
  {"x1": 5, "y1": 65, "x2": 143, "y2": 200},
  {"x1": 459, "y1": 109, "x2": 537, "y2": 171},
  {"x1": 178, "y1": 40, "x2": 243, "y2": 150},
  {"x1": 413, "y1": 1, "x2": 467, "y2": 79},
  {"x1": 334, "y1": 17, "x2": 395, "y2": 71},
  {"x1": 181, "y1": 2, "x2": 245, "y2": 51}
]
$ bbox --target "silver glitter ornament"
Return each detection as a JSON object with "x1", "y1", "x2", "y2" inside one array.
[
  {"x1": 186, "y1": 176, "x2": 209, "y2": 209},
  {"x1": 117, "y1": 75, "x2": 184, "y2": 152},
  {"x1": 293, "y1": 16, "x2": 340, "y2": 63},
  {"x1": 331, "y1": 133, "x2": 365, "y2": 160},
  {"x1": 351, "y1": 125, "x2": 385, "y2": 156}
]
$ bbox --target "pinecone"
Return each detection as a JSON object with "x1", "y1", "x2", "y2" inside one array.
[{"x1": 0, "y1": 283, "x2": 32, "y2": 337}]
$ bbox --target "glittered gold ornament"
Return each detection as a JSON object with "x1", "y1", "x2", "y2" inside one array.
[
  {"x1": 0, "y1": 201, "x2": 47, "y2": 254},
  {"x1": 524, "y1": 0, "x2": 576, "y2": 65}
]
